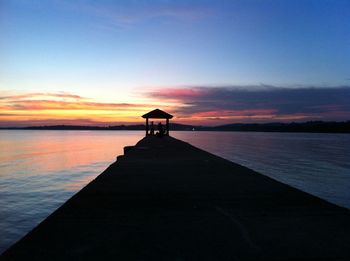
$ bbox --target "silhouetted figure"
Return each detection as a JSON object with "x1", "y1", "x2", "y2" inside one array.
[
  {"x1": 157, "y1": 122, "x2": 164, "y2": 137},
  {"x1": 150, "y1": 121, "x2": 155, "y2": 136}
]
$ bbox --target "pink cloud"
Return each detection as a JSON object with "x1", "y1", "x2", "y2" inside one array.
[
  {"x1": 146, "y1": 85, "x2": 350, "y2": 123},
  {"x1": 147, "y1": 87, "x2": 210, "y2": 100}
]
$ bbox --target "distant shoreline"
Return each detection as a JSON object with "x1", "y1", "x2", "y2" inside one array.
[{"x1": 1, "y1": 121, "x2": 349, "y2": 133}]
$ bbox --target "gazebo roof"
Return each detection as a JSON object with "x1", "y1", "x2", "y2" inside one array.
[{"x1": 142, "y1": 109, "x2": 173, "y2": 119}]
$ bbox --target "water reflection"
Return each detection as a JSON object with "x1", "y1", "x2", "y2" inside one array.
[
  {"x1": 0, "y1": 130, "x2": 143, "y2": 253},
  {"x1": 1, "y1": 131, "x2": 141, "y2": 176}
]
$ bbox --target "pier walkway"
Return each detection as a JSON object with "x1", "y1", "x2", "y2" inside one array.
[{"x1": 2, "y1": 136, "x2": 350, "y2": 260}]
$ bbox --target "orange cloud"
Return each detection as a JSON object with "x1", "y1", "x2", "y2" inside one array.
[
  {"x1": 0, "y1": 92, "x2": 85, "y2": 101},
  {"x1": 0, "y1": 100, "x2": 149, "y2": 111},
  {"x1": 0, "y1": 91, "x2": 156, "y2": 127}
]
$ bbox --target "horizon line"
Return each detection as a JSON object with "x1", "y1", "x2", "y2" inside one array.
[{"x1": 1, "y1": 120, "x2": 350, "y2": 129}]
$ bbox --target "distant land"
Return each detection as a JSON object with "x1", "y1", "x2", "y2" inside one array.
[{"x1": 1, "y1": 121, "x2": 350, "y2": 133}]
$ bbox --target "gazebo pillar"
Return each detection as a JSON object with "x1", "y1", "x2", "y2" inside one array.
[
  {"x1": 145, "y1": 118, "x2": 149, "y2": 136},
  {"x1": 166, "y1": 118, "x2": 169, "y2": 136}
]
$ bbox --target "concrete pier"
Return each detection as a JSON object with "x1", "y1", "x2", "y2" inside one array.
[{"x1": 2, "y1": 136, "x2": 350, "y2": 260}]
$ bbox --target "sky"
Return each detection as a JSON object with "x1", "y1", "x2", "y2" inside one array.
[{"x1": 1, "y1": 0, "x2": 350, "y2": 126}]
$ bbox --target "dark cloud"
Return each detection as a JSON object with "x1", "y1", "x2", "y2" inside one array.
[{"x1": 147, "y1": 85, "x2": 350, "y2": 121}]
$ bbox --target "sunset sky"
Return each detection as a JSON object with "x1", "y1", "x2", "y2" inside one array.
[{"x1": 1, "y1": 0, "x2": 350, "y2": 126}]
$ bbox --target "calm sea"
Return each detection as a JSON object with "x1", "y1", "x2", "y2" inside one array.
[{"x1": 1, "y1": 130, "x2": 350, "y2": 253}]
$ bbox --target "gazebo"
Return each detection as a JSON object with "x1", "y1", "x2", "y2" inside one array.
[{"x1": 142, "y1": 109, "x2": 173, "y2": 136}]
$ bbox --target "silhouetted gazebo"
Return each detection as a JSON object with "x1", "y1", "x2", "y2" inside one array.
[{"x1": 142, "y1": 109, "x2": 173, "y2": 136}]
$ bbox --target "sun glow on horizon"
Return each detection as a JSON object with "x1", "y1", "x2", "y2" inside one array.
[
  {"x1": 0, "y1": 91, "x2": 154, "y2": 126},
  {"x1": 1, "y1": 85, "x2": 350, "y2": 127}
]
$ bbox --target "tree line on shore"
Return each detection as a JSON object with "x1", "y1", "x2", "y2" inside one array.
[{"x1": 1, "y1": 121, "x2": 350, "y2": 133}]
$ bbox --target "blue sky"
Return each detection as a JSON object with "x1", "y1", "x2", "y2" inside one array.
[{"x1": 1, "y1": 0, "x2": 350, "y2": 125}]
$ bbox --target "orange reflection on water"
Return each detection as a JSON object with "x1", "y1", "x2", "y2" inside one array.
[{"x1": 0, "y1": 130, "x2": 143, "y2": 183}]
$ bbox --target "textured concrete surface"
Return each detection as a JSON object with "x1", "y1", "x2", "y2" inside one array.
[{"x1": 2, "y1": 136, "x2": 350, "y2": 260}]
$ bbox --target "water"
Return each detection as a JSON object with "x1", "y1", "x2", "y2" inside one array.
[
  {"x1": 0, "y1": 130, "x2": 143, "y2": 253},
  {"x1": 1, "y1": 130, "x2": 350, "y2": 254}
]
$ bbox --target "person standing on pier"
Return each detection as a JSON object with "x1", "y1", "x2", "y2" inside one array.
[
  {"x1": 158, "y1": 122, "x2": 164, "y2": 137},
  {"x1": 150, "y1": 121, "x2": 155, "y2": 136}
]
